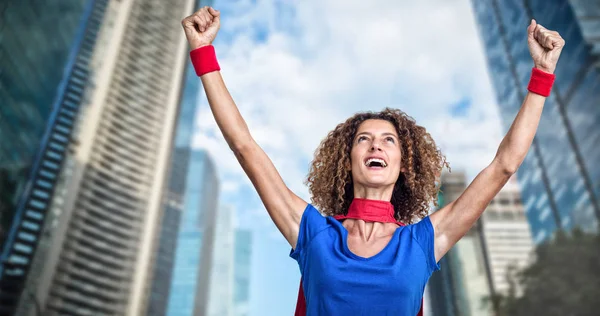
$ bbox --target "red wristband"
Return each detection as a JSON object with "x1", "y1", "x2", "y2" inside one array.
[
  {"x1": 527, "y1": 67, "x2": 555, "y2": 97},
  {"x1": 190, "y1": 45, "x2": 220, "y2": 76}
]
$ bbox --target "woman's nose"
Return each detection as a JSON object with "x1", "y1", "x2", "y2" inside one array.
[{"x1": 370, "y1": 142, "x2": 382, "y2": 151}]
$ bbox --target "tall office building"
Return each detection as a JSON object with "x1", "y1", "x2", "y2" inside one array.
[
  {"x1": 479, "y1": 184, "x2": 534, "y2": 296},
  {"x1": 0, "y1": 0, "x2": 88, "y2": 247},
  {"x1": 166, "y1": 150, "x2": 220, "y2": 316},
  {"x1": 233, "y1": 229, "x2": 253, "y2": 316},
  {"x1": 0, "y1": 0, "x2": 104, "y2": 314},
  {"x1": 471, "y1": 0, "x2": 600, "y2": 243},
  {"x1": 10, "y1": 0, "x2": 197, "y2": 315},
  {"x1": 145, "y1": 1, "x2": 208, "y2": 313},
  {"x1": 427, "y1": 171, "x2": 471, "y2": 316},
  {"x1": 451, "y1": 177, "x2": 494, "y2": 316},
  {"x1": 453, "y1": 229, "x2": 492, "y2": 316},
  {"x1": 207, "y1": 204, "x2": 235, "y2": 316},
  {"x1": 427, "y1": 171, "x2": 493, "y2": 316},
  {"x1": 146, "y1": 147, "x2": 192, "y2": 316},
  {"x1": 569, "y1": 0, "x2": 600, "y2": 63}
]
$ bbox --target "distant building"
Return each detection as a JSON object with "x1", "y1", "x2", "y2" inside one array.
[
  {"x1": 166, "y1": 150, "x2": 219, "y2": 316},
  {"x1": 427, "y1": 171, "x2": 492, "y2": 316},
  {"x1": 146, "y1": 1, "x2": 208, "y2": 313},
  {"x1": 233, "y1": 229, "x2": 253, "y2": 316},
  {"x1": 207, "y1": 204, "x2": 235, "y2": 316},
  {"x1": 453, "y1": 229, "x2": 493, "y2": 315},
  {"x1": 480, "y1": 182, "x2": 534, "y2": 296}
]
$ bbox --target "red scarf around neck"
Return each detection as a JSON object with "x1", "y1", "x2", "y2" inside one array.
[
  {"x1": 333, "y1": 198, "x2": 403, "y2": 226},
  {"x1": 294, "y1": 198, "x2": 425, "y2": 316}
]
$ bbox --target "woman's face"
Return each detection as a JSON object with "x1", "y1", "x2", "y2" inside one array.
[{"x1": 350, "y1": 119, "x2": 403, "y2": 190}]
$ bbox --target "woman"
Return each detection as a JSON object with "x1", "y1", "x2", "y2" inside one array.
[{"x1": 181, "y1": 6, "x2": 564, "y2": 315}]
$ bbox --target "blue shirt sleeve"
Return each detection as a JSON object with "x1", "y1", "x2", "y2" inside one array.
[
  {"x1": 289, "y1": 204, "x2": 330, "y2": 261},
  {"x1": 410, "y1": 216, "x2": 441, "y2": 272}
]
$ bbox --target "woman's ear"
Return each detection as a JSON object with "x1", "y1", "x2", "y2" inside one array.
[{"x1": 400, "y1": 167, "x2": 407, "y2": 173}]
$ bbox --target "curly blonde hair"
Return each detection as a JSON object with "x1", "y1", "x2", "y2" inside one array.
[{"x1": 305, "y1": 108, "x2": 449, "y2": 224}]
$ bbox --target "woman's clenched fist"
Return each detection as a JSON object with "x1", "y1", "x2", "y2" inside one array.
[
  {"x1": 181, "y1": 6, "x2": 220, "y2": 50},
  {"x1": 527, "y1": 19, "x2": 565, "y2": 74}
]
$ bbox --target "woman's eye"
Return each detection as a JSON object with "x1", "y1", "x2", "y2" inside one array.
[
  {"x1": 386, "y1": 137, "x2": 395, "y2": 143},
  {"x1": 358, "y1": 136, "x2": 368, "y2": 142}
]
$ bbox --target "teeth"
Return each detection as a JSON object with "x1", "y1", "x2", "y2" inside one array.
[{"x1": 365, "y1": 158, "x2": 387, "y2": 167}]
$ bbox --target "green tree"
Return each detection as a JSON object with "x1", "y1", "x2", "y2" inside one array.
[{"x1": 489, "y1": 229, "x2": 600, "y2": 316}]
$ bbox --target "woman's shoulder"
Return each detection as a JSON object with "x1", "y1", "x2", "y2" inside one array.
[
  {"x1": 291, "y1": 204, "x2": 334, "y2": 260},
  {"x1": 406, "y1": 215, "x2": 439, "y2": 271},
  {"x1": 302, "y1": 203, "x2": 326, "y2": 221},
  {"x1": 301, "y1": 204, "x2": 342, "y2": 228},
  {"x1": 298, "y1": 204, "x2": 334, "y2": 232},
  {"x1": 406, "y1": 215, "x2": 434, "y2": 235}
]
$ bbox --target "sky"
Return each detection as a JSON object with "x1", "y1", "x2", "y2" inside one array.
[{"x1": 191, "y1": 0, "x2": 506, "y2": 315}]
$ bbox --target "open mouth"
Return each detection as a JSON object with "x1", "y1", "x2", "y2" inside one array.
[{"x1": 364, "y1": 158, "x2": 388, "y2": 168}]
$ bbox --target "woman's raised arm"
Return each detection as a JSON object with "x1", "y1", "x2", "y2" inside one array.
[
  {"x1": 430, "y1": 20, "x2": 565, "y2": 262},
  {"x1": 181, "y1": 7, "x2": 307, "y2": 248}
]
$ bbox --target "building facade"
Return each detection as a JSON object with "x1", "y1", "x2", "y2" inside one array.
[
  {"x1": 207, "y1": 204, "x2": 235, "y2": 316},
  {"x1": 0, "y1": 0, "x2": 88, "y2": 247},
  {"x1": 0, "y1": 0, "x2": 104, "y2": 314},
  {"x1": 9, "y1": 0, "x2": 197, "y2": 315},
  {"x1": 233, "y1": 230, "x2": 252, "y2": 316},
  {"x1": 145, "y1": 0, "x2": 207, "y2": 310},
  {"x1": 471, "y1": 0, "x2": 600, "y2": 243},
  {"x1": 166, "y1": 150, "x2": 219, "y2": 316},
  {"x1": 427, "y1": 171, "x2": 473, "y2": 316},
  {"x1": 569, "y1": 0, "x2": 600, "y2": 64},
  {"x1": 453, "y1": 229, "x2": 493, "y2": 316},
  {"x1": 479, "y1": 184, "x2": 534, "y2": 296},
  {"x1": 427, "y1": 171, "x2": 495, "y2": 316}
]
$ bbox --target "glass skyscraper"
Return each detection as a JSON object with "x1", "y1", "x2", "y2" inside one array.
[
  {"x1": 146, "y1": 43, "x2": 203, "y2": 316},
  {"x1": 471, "y1": 0, "x2": 600, "y2": 243},
  {"x1": 146, "y1": 0, "x2": 211, "y2": 314},
  {"x1": 427, "y1": 172, "x2": 471, "y2": 316},
  {"x1": 569, "y1": 0, "x2": 600, "y2": 59},
  {"x1": 0, "y1": 1, "x2": 103, "y2": 314},
  {"x1": 166, "y1": 150, "x2": 219, "y2": 316},
  {"x1": 233, "y1": 230, "x2": 253, "y2": 316},
  {"x1": 207, "y1": 204, "x2": 234, "y2": 316},
  {"x1": 0, "y1": 0, "x2": 88, "y2": 251}
]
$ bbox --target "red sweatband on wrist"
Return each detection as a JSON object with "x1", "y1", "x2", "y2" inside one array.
[
  {"x1": 190, "y1": 45, "x2": 220, "y2": 76},
  {"x1": 527, "y1": 67, "x2": 555, "y2": 97}
]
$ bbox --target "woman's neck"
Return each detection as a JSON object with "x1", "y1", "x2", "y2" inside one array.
[
  {"x1": 343, "y1": 219, "x2": 395, "y2": 241},
  {"x1": 353, "y1": 185, "x2": 394, "y2": 201}
]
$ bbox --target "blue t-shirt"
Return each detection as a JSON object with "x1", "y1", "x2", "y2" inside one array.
[{"x1": 290, "y1": 204, "x2": 440, "y2": 315}]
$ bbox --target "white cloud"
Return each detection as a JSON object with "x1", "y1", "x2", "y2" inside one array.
[{"x1": 192, "y1": 0, "x2": 506, "y2": 230}]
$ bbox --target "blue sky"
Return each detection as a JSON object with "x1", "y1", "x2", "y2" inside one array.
[{"x1": 191, "y1": 0, "x2": 504, "y2": 314}]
